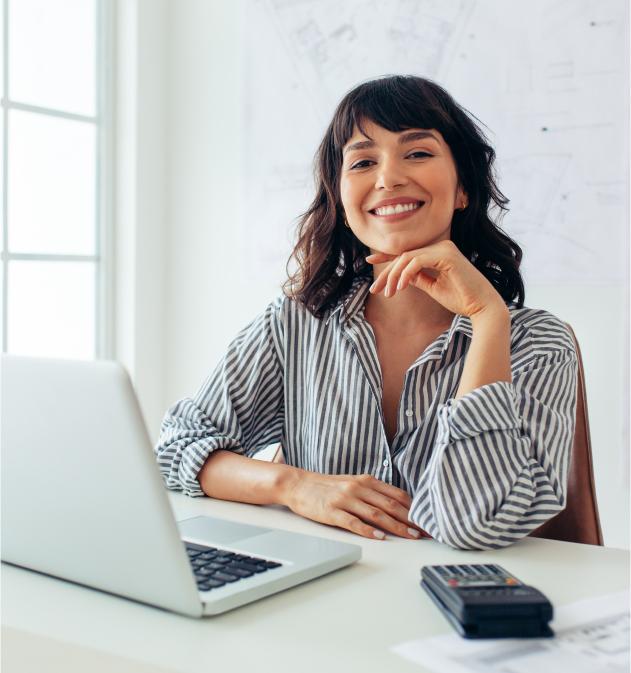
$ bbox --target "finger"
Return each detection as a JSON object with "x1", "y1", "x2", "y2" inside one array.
[
  {"x1": 362, "y1": 475, "x2": 412, "y2": 508},
  {"x1": 397, "y1": 258, "x2": 422, "y2": 292},
  {"x1": 408, "y1": 522, "x2": 432, "y2": 538},
  {"x1": 384, "y1": 255, "x2": 413, "y2": 298},
  {"x1": 355, "y1": 476, "x2": 429, "y2": 536},
  {"x1": 348, "y1": 499, "x2": 418, "y2": 539},
  {"x1": 369, "y1": 259, "x2": 398, "y2": 295},
  {"x1": 359, "y1": 488, "x2": 421, "y2": 539},
  {"x1": 365, "y1": 252, "x2": 396, "y2": 264},
  {"x1": 396, "y1": 257, "x2": 434, "y2": 292},
  {"x1": 335, "y1": 510, "x2": 387, "y2": 540}
]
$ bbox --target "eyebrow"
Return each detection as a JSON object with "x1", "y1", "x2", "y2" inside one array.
[{"x1": 343, "y1": 130, "x2": 440, "y2": 155}]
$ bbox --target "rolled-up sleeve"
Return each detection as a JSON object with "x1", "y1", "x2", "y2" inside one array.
[
  {"x1": 155, "y1": 297, "x2": 286, "y2": 497},
  {"x1": 409, "y1": 316, "x2": 578, "y2": 550}
]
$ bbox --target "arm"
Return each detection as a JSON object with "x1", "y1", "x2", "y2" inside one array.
[
  {"x1": 197, "y1": 449, "x2": 425, "y2": 541},
  {"x1": 154, "y1": 298, "x2": 286, "y2": 496},
  {"x1": 198, "y1": 449, "x2": 302, "y2": 505},
  {"x1": 365, "y1": 241, "x2": 577, "y2": 550},
  {"x1": 409, "y1": 313, "x2": 578, "y2": 550},
  {"x1": 455, "y1": 304, "x2": 512, "y2": 399}
]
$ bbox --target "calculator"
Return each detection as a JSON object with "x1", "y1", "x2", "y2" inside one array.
[{"x1": 420, "y1": 564, "x2": 554, "y2": 639}]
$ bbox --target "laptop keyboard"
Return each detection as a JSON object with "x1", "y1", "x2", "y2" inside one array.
[{"x1": 185, "y1": 542, "x2": 283, "y2": 592}]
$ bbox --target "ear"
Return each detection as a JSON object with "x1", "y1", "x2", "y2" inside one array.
[{"x1": 455, "y1": 185, "x2": 469, "y2": 210}]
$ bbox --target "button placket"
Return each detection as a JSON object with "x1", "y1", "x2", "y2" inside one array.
[{"x1": 345, "y1": 318, "x2": 392, "y2": 452}]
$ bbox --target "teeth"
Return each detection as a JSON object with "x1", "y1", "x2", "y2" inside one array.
[{"x1": 374, "y1": 202, "x2": 422, "y2": 216}]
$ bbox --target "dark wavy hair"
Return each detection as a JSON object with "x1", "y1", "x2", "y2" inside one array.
[{"x1": 282, "y1": 74, "x2": 525, "y2": 318}]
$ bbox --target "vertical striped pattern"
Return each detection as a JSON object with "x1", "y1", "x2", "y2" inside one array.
[{"x1": 155, "y1": 277, "x2": 578, "y2": 550}]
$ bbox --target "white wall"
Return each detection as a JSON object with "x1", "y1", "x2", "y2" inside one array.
[{"x1": 127, "y1": 0, "x2": 629, "y2": 548}]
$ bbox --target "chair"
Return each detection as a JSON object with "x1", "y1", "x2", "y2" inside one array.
[{"x1": 530, "y1": 323, "x2": 603, "y2": 545}]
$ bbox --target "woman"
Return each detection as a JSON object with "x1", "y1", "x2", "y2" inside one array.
[{"x1": 155, "y1": 75, "x2": 577, "y2": 550}]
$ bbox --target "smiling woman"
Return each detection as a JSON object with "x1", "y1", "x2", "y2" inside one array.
[
  {"x1": 283, "y1": 75, "x2": 524, "y2": 319},
  {"x1": 155, "y1": 75, "x2": 579, "y2": 551}
]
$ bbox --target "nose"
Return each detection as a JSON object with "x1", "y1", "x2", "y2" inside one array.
[{"x1": 374, "y1": 156, "x2": 408, "y2": 190}]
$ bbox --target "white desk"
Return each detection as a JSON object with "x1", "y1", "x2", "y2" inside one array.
[{"x1": 3, "y1": 493, "x2": 629, "y2": 673}]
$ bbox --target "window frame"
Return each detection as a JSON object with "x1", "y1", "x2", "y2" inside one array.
[{"x1": 0, "y1": 0, "x2": 114, "y2": 359}]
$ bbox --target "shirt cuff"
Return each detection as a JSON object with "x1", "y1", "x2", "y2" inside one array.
[{"x1": 437, "y1": 381, "x2": 520, "y2": 443}]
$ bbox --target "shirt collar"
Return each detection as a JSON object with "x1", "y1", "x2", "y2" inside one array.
[
  {"x1": 442, "y1": 313, "x2": 473, "y2": 352},
  {"x1": 324, "y1": 276, "x2": 371, "y2": 326},
  {"x1": 440, "y1": 303, "x2": 519, "y2": 352}
]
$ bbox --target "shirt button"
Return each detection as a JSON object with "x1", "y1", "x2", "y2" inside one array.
[
  {"x1": 405, "y1": 409, "x2": 414, "y2": 417},
  {"x1": 383, "y1": 459, "x2": 390, "y2": 468}
]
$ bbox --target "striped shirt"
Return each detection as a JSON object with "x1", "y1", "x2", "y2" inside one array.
[{"x1": 155, "y1": 276, "x2": 578, "y2": 550}]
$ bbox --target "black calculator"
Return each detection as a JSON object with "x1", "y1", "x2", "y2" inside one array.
[{"x1": 421, "y1": 564, "x2": 554, "y2": 639}]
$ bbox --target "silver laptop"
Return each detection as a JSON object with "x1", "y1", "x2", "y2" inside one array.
[{"x1": 0, "y1": 355, "x2": 361, "y2": 617}]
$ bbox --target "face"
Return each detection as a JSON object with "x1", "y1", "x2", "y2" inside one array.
[{"x1": 339, "y1": 120, "x2": 468, "y2": 256}]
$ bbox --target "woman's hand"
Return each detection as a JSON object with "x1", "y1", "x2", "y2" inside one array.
[
  {"x1": 279, "y1": 470, "x2": 430, "y2": 540},
  {"x1": 366, "y1": 240, "x2": 505, "y2": 319}
]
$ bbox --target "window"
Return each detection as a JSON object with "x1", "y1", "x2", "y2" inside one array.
[{"x1": 1, "y1": 0, "x2": 111, "y2": 360}]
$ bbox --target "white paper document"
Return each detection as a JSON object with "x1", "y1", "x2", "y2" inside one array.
[{"x1": 392, "y1": 591, "x2": 629, "y2": 673}]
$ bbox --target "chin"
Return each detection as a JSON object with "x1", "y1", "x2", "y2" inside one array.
[
  {"x1": 376, "y1": 238, "x2": 428, "y2": 256},
  {"x1": 376, "y1": 230, "x2": 449, "y2": 255}
]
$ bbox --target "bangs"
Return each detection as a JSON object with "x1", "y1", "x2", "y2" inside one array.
[{"x1": 332, "y1": 76, "x2": 449, "y2": 153}]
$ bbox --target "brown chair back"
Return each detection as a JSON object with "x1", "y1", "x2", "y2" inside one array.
[{"x1": 530, "y1": 323, "x2": 603, "y2": 545}]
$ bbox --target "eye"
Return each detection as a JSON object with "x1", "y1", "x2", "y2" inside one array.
[
  {"x1": 408, "y1": 151, "x2": 432, "y2": 159},
  {"x1": 349, "y1": 159, "x2": 374, "y2": 170}
]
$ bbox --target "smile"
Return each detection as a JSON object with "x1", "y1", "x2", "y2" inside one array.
[{"x1": 369, "y1": 201, "x2": 425, "y2": 218}]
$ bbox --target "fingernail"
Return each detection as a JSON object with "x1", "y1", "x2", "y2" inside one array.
[
  {"x1": 384, "y1": 287, "x2": 390, "y2": 297},
  {"x1": 373, "y1": 530, "x2": 386, "y2": 539},
  {"x1": 397, "y1": 280, "x2": 403, "y2": 290},
  {"x1": 407, "y1": 528, "x2": 421, "y2": 538},
  {"x1": 369, "y1": 282, "x2": 376, "y2": 293}
]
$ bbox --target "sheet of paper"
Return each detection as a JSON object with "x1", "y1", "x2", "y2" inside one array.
[{"x1": 392, "y1": 591, "x2": 630, "y2": 673}]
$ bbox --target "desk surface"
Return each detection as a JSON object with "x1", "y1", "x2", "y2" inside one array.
[{"x1": 3, "y1": 493, "x2": 629, "y2": 673}]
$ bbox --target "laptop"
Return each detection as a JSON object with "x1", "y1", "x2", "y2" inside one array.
[{"x1": 0, "y1": 355, "x2": 361, "y2": 617}]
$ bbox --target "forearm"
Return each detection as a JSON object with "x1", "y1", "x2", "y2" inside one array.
[
  {"x1": 197, "y1": 449, "x2": 303, "y2": 506},
  {"x1": 455, "y1": 303, "x2": 511, "y2": 399},
  {"x1": 411, "y1": 312, "x2": 578, "y2": 550}
]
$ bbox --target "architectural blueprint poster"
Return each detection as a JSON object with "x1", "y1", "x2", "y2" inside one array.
[{"x1": 243, "y1": 0, "x2": 628, "y2": 287}]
